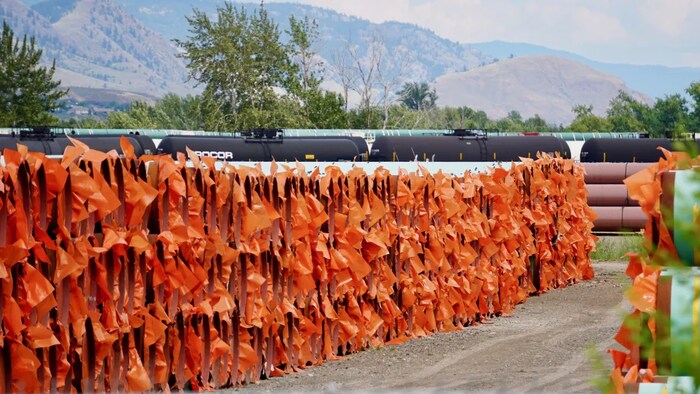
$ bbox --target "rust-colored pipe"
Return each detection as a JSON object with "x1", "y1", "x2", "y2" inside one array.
[
  {"x1": 591, "y1": 206, "x2": 646, "y2": 231},
  {"x1": 622, "y1": 206, "x2": 646, "y2": 230},
  {"x1": 592, "y1": 206, "x2": 623, "y2": 231},
  {"x1": 625, "y1": 163, "x2": 652, "y2": 179},
  {"x1": 583, "y1": 162, "x2": 652, "y2": 184},
  {"x1": 586, "y1": 184, "x2": 630, "y2": 206},
  {"x1": 584, "y1": 163, "x2": 628, "y2": 184}
]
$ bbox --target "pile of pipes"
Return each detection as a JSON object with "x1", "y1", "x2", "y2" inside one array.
[{"x1": 610, "y1": 149, "x2": 700, "y2": 392}]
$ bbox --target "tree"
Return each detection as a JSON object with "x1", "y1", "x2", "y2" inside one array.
[
  {"x1": 375, "y1": 43, "x2": 409, "y2": 129},
  {"x1": 347, "y1": 106, "x2": 383, "y2": 129},
  {"x1": 329, "y1": 39, "x2": 358, "y2": 113},
  {"x1": 606, "y1": 91, "x2": 651, "y2": 134},
  {"x1": 506, "y1": 110, "x2": 523, "y2": 123},
  {"x1": 348, "y1": 33, "x2": 382, "y2": 127},
  {"x1": 652, "y1": 94, "x2": 689, "y2": 138},
  {"x1": 174, "y1": 2, "x2": 296, "y2": 129},
  {"x1": 301, "y1": 90, "x2": 348, "y2": 128},
  {"x1": 523, "y1": 114, "x2": 549, "y2": 132},
  {"x1": 104, "y1": 94, "x2": 214, "y2": 130},
  {"x1": 686, "y1": 82, "x2": 700, "y2": 133},
  {"x1": 154, "y1": 94, "x2": 207, "y2": 130},
  {"x1": 397, "y1": 82, "x2": 437, "y2": 111},
  {"x1": 106, "y1": 101, "x2": 163, "y2": 129},
  {"x1": 287, "y1": 15, "x2": 321, "y2": 93},
  {"x1": 0, "y1": 21, "x2": 68, "y2": 126},
  {"x1": 569, "y1": 105, "x2": 611, "y2": 132},
  {"x1": 285, "y1": 15, "x2": 347, "y2": 128},
  {"x1": 496, "y1": 117, "x2": 523, "y2": 132}
]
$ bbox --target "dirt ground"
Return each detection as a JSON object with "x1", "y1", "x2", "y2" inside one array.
[{"x1": 233, "y1": 261, "x2": 630, "y2": 393}]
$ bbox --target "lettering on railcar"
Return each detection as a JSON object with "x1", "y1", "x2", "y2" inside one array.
[{"x1": 194, "y1": 151, "x2": 234, "y2": 160}]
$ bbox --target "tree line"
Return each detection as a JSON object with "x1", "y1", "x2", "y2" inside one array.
[
  {"x1": 2, "y1": 3, "x2": 700, "y2": 138},
  {"x1": 60, "y1": 86, "x2": 700, "y2": 139}
]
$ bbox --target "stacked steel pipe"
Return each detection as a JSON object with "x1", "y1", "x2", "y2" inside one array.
[
  {"x1": 609, "y1": 149, "x2": 700, "y2": 392},
  {"x1": 0, "y1": 139, "x2": 596, "y2": 392},
  {"x1": 584, "y1": 163, "x2": 650, "y2": 232}
]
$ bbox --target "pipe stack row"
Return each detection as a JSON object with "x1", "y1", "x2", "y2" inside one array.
[
  {"x1": 584, "y1": 163, "x2": 649, "y2": 232},
  {"x1": 0, "y1": 139, "x2": 596, "y2": 392},
  {"x1": 609, "y1": 149, "x2": 700, "y2": 392}
]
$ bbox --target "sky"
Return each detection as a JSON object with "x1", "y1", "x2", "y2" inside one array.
[{"x1": 275, "y1": 0, "x2": 700, "y2": 68}]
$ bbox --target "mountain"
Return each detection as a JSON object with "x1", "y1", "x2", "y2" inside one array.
[
  {"x1": 434, "y1": 55, "x2": 651, "y2": 125},
  {"x1": 110, "y1": 0, "x2": 698, "y2": 101},
  {"x1": 110, "y1": 1, "x2": 491, "y2": 83},
  {"x1": 30, "y1": 0, "x2": 78, "y2": 22},
  {"x1": 1, "y1": 0, "x2": 189, "y2": 103},
  {"x1": 471, "y1": 41, "x2": 700, "y2": 101}
]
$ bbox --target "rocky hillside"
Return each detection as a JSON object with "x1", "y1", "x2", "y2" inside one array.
[
  {"x1": 471, "y1": 41, "x2": 700, "y2": 100},
  {"x1": 434, "y1": 55, "x2": 651, "y2": 125},
  {"x1": 1, "y1": 0, "x2": 189, "y2": 101},
  {"x1": 111, "y1": 1, "x2": 492, "y2": 83}
]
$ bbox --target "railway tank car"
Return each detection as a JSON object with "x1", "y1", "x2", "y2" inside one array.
[
  {"x1": 580, "y1": 138, "x2": 700, "y2": 162},
  {"x1": 0, "y1": 127, "x2": 156, "y2": 156},
  {"x1": 369, "y1": 134, "x2": 570, "y2": 162},
  {"x1": 0, "y1": 133, "x2": 65, "y2": 154},
  {"x1": 57, "y1": 133, "x2": 157, "y2": 157},
  {"x1": 157, "y1": 133, "x2": 368, "y2": 162}
]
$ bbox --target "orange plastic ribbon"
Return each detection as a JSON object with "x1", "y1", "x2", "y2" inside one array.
[{"x1": 0, "y1": 144, "x2": 595, "y2": 391}]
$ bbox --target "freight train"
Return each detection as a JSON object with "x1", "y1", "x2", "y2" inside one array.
[{"x1": 0, "y1": 127, "x2": 696, "y2": 163}]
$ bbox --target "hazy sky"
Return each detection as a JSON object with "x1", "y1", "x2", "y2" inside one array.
[{"x1": 277, "y1": 0, "x2": 700, "y2": 68}]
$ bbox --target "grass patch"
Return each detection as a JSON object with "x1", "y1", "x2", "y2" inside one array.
[{"x1": 590, "y1": 235, "x2": 644, "y2": 261}]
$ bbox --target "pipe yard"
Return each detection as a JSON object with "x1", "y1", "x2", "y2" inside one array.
[{"x1": 0, "y1": 128, "x2": 696, "y2": 392}]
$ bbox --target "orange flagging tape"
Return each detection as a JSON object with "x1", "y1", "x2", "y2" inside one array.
[
  {"x1": 0, "y1": 138, "x2": 596, "y2": 392},
  {"x1": 609, "y1": 149, "x2": 700, "y2": 391}
]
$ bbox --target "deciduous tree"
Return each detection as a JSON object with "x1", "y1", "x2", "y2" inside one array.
[
  {"x1": 569, "y1": 105, "x2": 612, "y2": 132},
  {"x1": 287, "y1": 15, "x2": 321, "y2": 93},
  {"x1": 653, "y1": 94, "x2": 689, "y2": 138},
  {"x1": 686, "y1": 82, "x2": 700, "y2": 134},
  {"x1": 329, "y1": 40, "x2": 357, "y2": 112},
  {"x1": 175, "y1": 2, "x2": 295, "y2": 129},
  {"x1": 606, "y1": 91, "x2": 651, "y2": 134}
]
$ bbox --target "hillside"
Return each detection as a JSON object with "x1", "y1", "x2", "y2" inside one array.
[
  {"x1": 1, "y1": 0, "x2": 190, "y2": 102},
  {"x1": 110, "y1": 1, "x2": 491, "y2": 82},
  {"x1": 434, "y1": 55, "x2": 650, "y2": 125},
  {"x1": 471, "y1": 41, "x2": 700, "y2": 100},
  {"x1": 109, "y1": 0, "x2": 699, "y2": 100}
]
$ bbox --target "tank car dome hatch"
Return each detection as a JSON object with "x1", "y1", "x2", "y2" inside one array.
[{"x1": 369, "y1": 135, "x2": 570, "y2": 162}]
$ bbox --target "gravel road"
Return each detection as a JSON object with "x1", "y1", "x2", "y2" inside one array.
[{"x1": 233, "y1": 261, "x2": 630, "y2": 393}]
